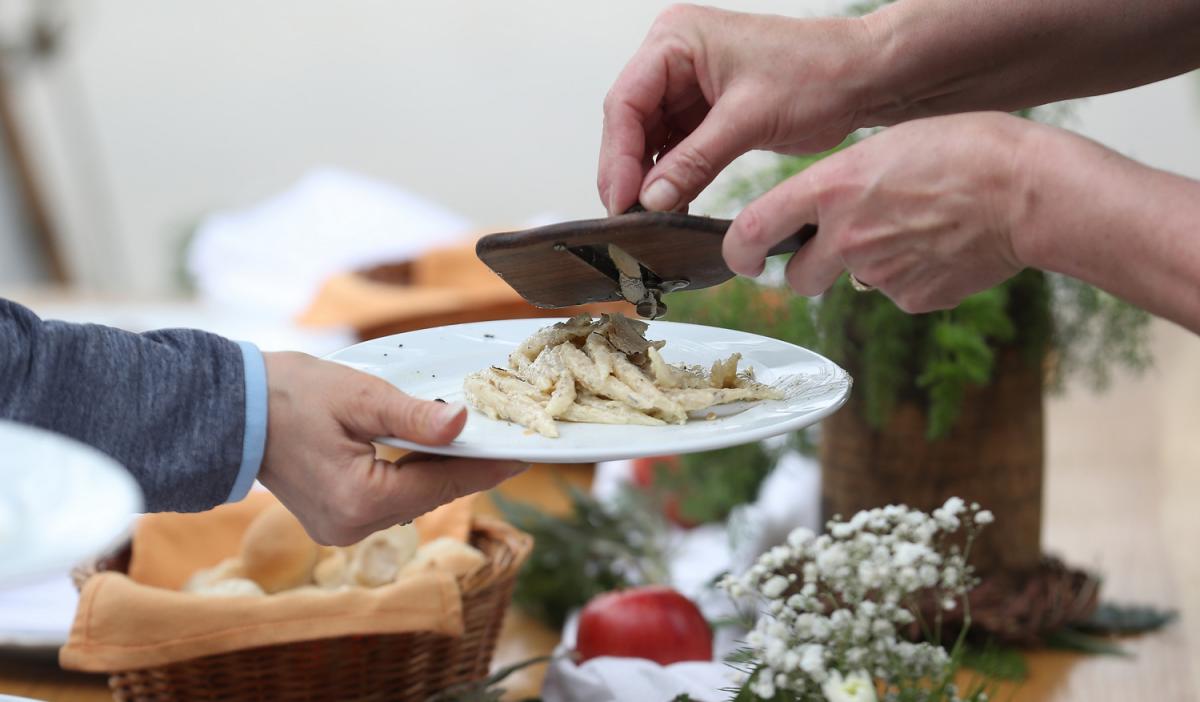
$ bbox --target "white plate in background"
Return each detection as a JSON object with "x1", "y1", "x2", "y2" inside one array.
[
  {"x1": 326, "y1": 318, "x2": 852, "y2": 463},
  {"x1": 0, "y1": 421, "x2": 142, "y2": 588}
]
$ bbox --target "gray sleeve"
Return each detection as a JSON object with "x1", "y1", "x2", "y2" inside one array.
[{"x1": 0, "y1": 298, "x2": 247, "y2": 512}]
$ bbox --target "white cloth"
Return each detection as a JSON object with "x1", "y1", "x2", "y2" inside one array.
[
  {"x1": 0, "y1": 574, "x2": 78, "y2": 648},
  {"x1": 186, "y1": 167, "x2": 474, "y2": 318},
  {"x1": 542, "y1": 649, "x2": 733, "y2": 702}
]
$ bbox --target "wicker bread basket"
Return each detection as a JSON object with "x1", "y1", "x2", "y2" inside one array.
[{"x1": 72, "y1": 516, "x2": 532, "y2": 702}]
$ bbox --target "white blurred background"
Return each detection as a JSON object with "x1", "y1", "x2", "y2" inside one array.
[{"x1": 0, "y1": 0, "x2": 1195, "y2": 295}]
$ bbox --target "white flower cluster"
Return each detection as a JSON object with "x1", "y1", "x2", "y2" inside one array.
[{"x1": 722, "y1": 498, "x2": 991, "y2": 702}]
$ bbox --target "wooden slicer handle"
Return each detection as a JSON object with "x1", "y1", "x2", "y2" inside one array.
[
  {"x1": 765, "y1": 223, "x2": 819, "y2": 257},
  {"x1": 623, "y1": 204, "x2": 816, "y2": 259}
]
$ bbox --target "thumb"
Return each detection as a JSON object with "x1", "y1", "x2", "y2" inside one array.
[
  {"x1": 341, "y1": 375, "x2": 467, "y2": 446},
  {"x1": 639, "y1": 98, "x2": 756, "y2": 211}
]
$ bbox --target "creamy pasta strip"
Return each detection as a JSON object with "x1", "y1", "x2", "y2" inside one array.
[{"x1": 463, "y1": 314, "x2": 782, "y2": 437}]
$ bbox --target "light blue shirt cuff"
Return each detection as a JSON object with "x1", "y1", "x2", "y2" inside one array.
[{"x1": 227, "y1": 341, "x2": 267, "y2": 503}]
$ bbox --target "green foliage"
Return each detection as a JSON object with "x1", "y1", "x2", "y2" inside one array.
[
  {"x1": 491, "y1": 483, "x2": 668, "y2": 629},
  {"x1": 846, "y1": 281, "x2": 920, "y2": 428},
  {"x1": 665, "y1": 274, "x2": 820, "y2": 349},
  {"x1": 960, "y1": 644, "x2": 1029, "y2": 682},
  {"x1": 1076, "y1": 602, "x2": 1177, "y2": 636},
  {"x1": 1044, "y1": 628, "x2": 1131, "y2": 657},
  {"x1": 655, "y1": 442, "x2": 781, "y2": 525},
  {"x1": 1046, "y1": 278, "x2": 1153, "y2": 391},
  {"x1": 732, "y1": 665, "x2": 802, "y2": 702},
  {"x1": 1038, "y1": 602, "x2": 1177, "y2": 661},
  {"x1": 846, "y1": 0, "x2": 891, "y2": 15},
  {"x1": 916, "y1": 288, "x2": 1016, "y2": 437}
]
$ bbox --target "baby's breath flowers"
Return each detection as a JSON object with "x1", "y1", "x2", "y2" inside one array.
[
  {"x1": 822, "y1": 670, "x2": 877, "y2": 702},
  {"x1": 721, "y1": 498, "x2": 992, "y2": 702}
]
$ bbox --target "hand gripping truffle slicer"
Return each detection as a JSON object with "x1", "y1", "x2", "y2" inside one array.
[{"x1": 476, "y1": 209, "x2": 817, "y2": 319}]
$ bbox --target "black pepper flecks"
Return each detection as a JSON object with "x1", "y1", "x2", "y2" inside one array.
[{"x1": 484, "y1": 333, "x2": 495, "y2": 339}]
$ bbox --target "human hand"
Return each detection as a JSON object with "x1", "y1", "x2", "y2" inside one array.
[
  {"x1": 597, "y1": 4, "x2": 874, "y2": 215},
  {"x1": 257, "y1": 352, "x2": 526, "y2": 545},
  {"x1": 723, "y1": 112, "x2": 1035, "y2": 313}
]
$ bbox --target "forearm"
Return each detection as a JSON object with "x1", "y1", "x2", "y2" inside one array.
[
  {"x1": 858, "y1": 0, "x2": 1200, "y2": 126},
  {"x1": 1012, "y1": 124, "x2": 1200, "y2": 333},
  {"x1": 0, "y1": 299, "x2": 262, "y2": 511}
]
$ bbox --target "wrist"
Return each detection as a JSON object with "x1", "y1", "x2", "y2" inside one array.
[
  {"x1": 856, "y1": 1, "x2": 991, "y2": 128},
  {"x1": 843, "y1": 14, "x2": 895, "y2": 132},
  {"x1": 1006, "y1": 122, "x2": 1200, "y2": 331},
  {"x1": 855, "y1": 5, "x2": 909, "y2": 128},
  {"x1": 258, "y1": 351, "x2": 308, "y2": 488},
  {"x1": 1006, "y1": 120, "x2": 1107, "y2": 275},
  {"x1": 1002, "y1": 118, "x2": 1053, "y2": 271},
  {"x1": 1007, "y1": 120, "x2": 1135, "y2": 275}
]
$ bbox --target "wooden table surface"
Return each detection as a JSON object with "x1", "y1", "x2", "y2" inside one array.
[{"x1": 1, "y1": 320, "x2": 1196, "y2": 701}]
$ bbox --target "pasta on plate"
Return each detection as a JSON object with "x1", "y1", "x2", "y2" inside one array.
[{"x1": 463, "y1": 314, "x2": 783, "y2": 438}]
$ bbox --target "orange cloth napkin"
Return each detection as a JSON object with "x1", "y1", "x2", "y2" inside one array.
[
  {"x1": 61, "y1": 492, "x2": 477, "y2": 672},
  {"x1": 297, "y1": 242, "x2": 522, "y2": 330}
]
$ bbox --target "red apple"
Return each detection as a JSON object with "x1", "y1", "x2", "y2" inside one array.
[{"x1": 575, "y1": 585, "x2": 713, "y2": 665}]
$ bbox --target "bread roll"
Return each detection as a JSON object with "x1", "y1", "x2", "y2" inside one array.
[
  {"x1": 192, "y1": 577, "x2": 265, "y2": 598},
  {"x1": 182, "y1": 556, "x2": 246, "y2": 593},
  {"x1": 399, "y1": 537, "x2": 486, "y2": 579},
  {"x1": 346, "y1": 523, "x2": 419, "y2": 587},
  {"x1": 240, "y1": 504, "x2": 321, "y2": 593},
  {"x1": 286, "y1": 585, "x2": 330, "y2": 596},
  {"x1": 313, "y1": 548, "x2": 350, "y2": 589}
]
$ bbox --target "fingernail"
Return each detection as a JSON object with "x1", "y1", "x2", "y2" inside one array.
[
  {"x1": 730, "y1": 261, "x2": 763, "y2": 278},
  {"x1": 433, "y1": 401, "x2": 467, "y2": 428},
  {"x1": 641, "y1": 179, "x2": 679, "y2": 211}
]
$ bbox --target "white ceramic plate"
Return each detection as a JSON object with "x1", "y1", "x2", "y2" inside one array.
[
  {"x1": 326, "y1": 318, "x2": 851, "y2": 463},
  {"x1": 0, "y1": 421, "x2": 143, "y2": 588}
]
